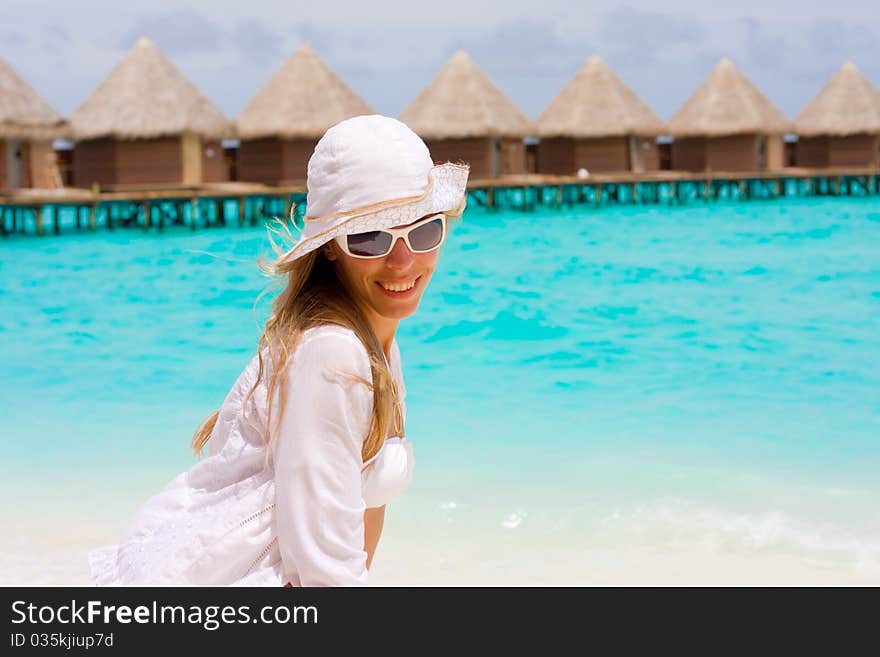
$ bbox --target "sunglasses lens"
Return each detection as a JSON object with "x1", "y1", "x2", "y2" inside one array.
[
  {"x1": 408, "y1": 217, "x2": 444, "y2": 252},
  {"x1": 346, "y1": 231, "x2": 393, "y2": 257}
]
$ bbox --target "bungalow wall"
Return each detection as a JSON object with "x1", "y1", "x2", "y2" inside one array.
[
  {"x1": 18, "y1": 141, "x2": 32, "y2": 187},
  {"x1": 765, "y1": 135, "x2": 785, "y2": 170},
  {"x1": 281, "y1": 138, "x2": 318, "y2": 182},
  {"x1": 237, "y1": 138, "x2": 282, "y2": 183},
  {"x1": 525, "y1": 142, "x2": 538, "y2": 173},
  {"x1": 115, "y1": 137, "x2": 182, "y2": 185},
  {"x1": 630, "y1": 136, "x2": 660, "y2": 172},
  {"x1": 535, "y1": 138, "x2": 574, "y2": 175},
  {"x1": 784, "y1": 140, "x2": 797, "y2": 167},
  {"x1": 537, "y1": 136, "x2": 659, "y2": 174},
  {"x1": 0, "y1": 140, "x2": 60, "y2": 188},
  {"x1": 705, "y1": 135, "x2": 759, "y2": 172},
  {"x1": 795, "y1": 136, "x2": 830, "y2": 168},
  {"x1": 73, "y1": 136, "x2": 225, "y2": 187},
  {"x1": 499, "y1": 138, "x2": 526, "y2": 175},
  {"x1": 201, "y1": 139, "x2": 228, "y2": 183},
  {"x1": 574, "y1": 136, "x2": 630, "y2": 172},
  {"x1": 670, "y1": 137, "x2": 706, "y2": 171},
  {"x1": 425, "y1": 138, "x2": 492, "y2": 178},
  {"x1": 828, "y1": 134, "x2": 877, "y2": 167},
  {"x1": 658, "y1": 142, "x2": 672, "y2": 170},
  {"x1": 73, "y1": 138, "x2": 116, "y2": 187},
  {"x1": 797, "y1": 134, "x2": 880, "y2": 168},
  {"x1": 242, "y1": 136, "x2": 508, "y2": 181},
  {"x1": 0, "y1": 140, "x2": 7, "y2": 187},
  {"x1": 673, "y1": 134, "x2": 769, "y2": 172},
  {"x1": 1, "y1": 139, "x2": 34, "y2": 188},
  {"x1": 73, "y1": 137, "x2": 183, "y2": 187},
  {"x1": 27, "y1": 140, "x2": 58, "y2": 188},
  {"x1": 237, "y1": 138, "x2": 317, "y2": 183}
]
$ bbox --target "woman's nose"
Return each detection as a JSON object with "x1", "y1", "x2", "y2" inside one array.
[{"x1": 384, "y1": 236, "x2": 415, "y2": 270}]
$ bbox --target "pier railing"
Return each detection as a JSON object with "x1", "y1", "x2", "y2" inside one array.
[
  {"x1": 1, "y1": 168, "x2": 878, "y2": 237},
  {"x1": 465, "y1": 168, "x2": 880, "y2": 210}
]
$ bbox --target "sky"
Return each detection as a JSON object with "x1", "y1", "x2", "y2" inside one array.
[{"x1": 2, "y1": 0, "x2": 879, "y2": 122}]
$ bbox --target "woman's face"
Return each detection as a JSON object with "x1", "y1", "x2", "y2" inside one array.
[{"x1": 327, "y1": 216, "x2": 442, "y2": 324}]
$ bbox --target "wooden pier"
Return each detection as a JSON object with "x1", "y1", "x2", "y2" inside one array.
[
  {"x1": 0, "y1": 182, "x2": 306, "y2": 238},
  {"x1": 1, "y1": 168, "x2": 878, "y2": 238},
  {"x1": 465, "y1": 167, "x2": 880, "y2": 211}
]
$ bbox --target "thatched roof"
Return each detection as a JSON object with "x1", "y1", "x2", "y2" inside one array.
[
  {"x1": 70, "y1": 36, "x2": 231, "y2": 140},
  {"x1": 795, "y1": 61, "x2": 880, "y2": 137},
  {"x1": 399, "y1": 50, "x2": 533, "y2": 139},
  {"x1": 666, "y1": 57, "x2": 791, "y2": 137},
  {"x1": 0, "y1": 56, "x2": 67, "y2": 139},
  {"x1": 536, "y1": 56, "x2": 664, "y2": 138},
  {"x1": 237, "y1": 44, "x2": 373, "y2": 139}
]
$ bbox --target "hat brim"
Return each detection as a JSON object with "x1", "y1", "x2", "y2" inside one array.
[{"x1": 276, "y1": 163, "x2": 469, "y2": 265}]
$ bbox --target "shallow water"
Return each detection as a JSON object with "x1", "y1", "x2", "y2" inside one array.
[{"x1": 2, "y1": 197, "x2": 879, "y2": 584}]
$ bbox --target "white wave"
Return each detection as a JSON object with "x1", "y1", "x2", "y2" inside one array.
[
  {"x1": 501, "y1": 508, "x2": 528, "y2": 530},
  {"x1": 600, "y1": 498, "x2": 880, "y2": 570}
]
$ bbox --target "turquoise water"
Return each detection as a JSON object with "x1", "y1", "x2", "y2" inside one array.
[{"x1": 2, "y1": 197, "x2": 879, "y2": 582}]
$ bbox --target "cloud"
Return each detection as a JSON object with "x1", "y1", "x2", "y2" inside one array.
[
  {"x1": 449, "y1": 20, "x2": 585, "y2": 76},
  {"x1": 741, "y1": 18, "x2": 787, "y2": 70},
  {"x1": 2, "y1": 31, "x2": 28, "y2": 46},
  {"x1": 40, "y1": 24, "x2": 74, "y2": 60},
  {"x1": 289, "y1": 21, "x2": 333, "y2": 54},
  {"x1": 232, "y1": 19, "x2": 284, "y2": 66},
  {"x1": 808, "y1": 18, "x2": 877, "y2": 61},
  {"x1": 432, "y1": 19, "x2": 593, "y2": 115},
  {"x1": 119, "y1": 10, "x2": 221, "y2": 55},
  {"x1": 597, "y1": 6, "x2": 705, "y2": 65},
  {"x1": 47, "y1": 24, "x2": 72, "y2": 45}
]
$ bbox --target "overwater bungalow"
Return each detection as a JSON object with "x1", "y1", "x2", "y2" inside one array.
[
  {"x1": 236, "y1": 44, "x2": 373, "y2": 184},
  {"x1": 69, "y1": 37, "x2": 232, "y2": 188},
  {"x1": 0, "y1": 56, "x2": 68, "y2": 189},
  {"x1": 666, "y1": 58, "x2": 790, "y2": 173},
  {"x1": 399, "y1": 51, "x2": 532, "y2": 178},
  {"x1": 535, "y1": 56, "x2": 664, "y2": 174},
  {"x1": 794, "y1": 62, "x2": 880, "y2": 168}
]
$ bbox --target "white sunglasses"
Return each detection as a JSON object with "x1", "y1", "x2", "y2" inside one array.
[{"x1": 334, "y1": 213, "x2": 447, "y2": 259}]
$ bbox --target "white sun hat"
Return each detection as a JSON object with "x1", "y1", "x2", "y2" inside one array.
[{"x1": 277, "y1": 114, "x2": 470, "y2": 265}]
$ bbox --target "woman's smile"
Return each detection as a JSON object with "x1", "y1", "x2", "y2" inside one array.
[
  {"x1": 328, "y1": 225, "x2": 441, "y2": 342},
  {"x1": 377, "y1": 275, "x2": 422, "y2": 296}
]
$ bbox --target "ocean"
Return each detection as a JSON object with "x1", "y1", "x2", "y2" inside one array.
[{"x1": 2, "y1": 196, "x2": 879, "y2": 584}]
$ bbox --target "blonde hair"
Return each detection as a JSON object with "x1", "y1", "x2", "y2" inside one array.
[{"x1": 190, "y1": 197, "x2": 465, "y2": 464}]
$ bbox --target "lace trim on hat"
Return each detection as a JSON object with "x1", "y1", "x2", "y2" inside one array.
[
  {"x1": 281, "y1": 162, "x2": 468, "y2": 262},
  {"x1": 303, "y1": 162, "x2": 469, "y2": 224}
]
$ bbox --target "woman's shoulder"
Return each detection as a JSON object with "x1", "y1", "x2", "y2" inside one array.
[
  {"x1": 293, "y1": 325, "x2": 372, "y2": 378},
  {"x1": 299, "y1": 323, "x2": 361, "y2": 343},
  {"x1": 298, "y1": 324, "x2": 367, "y2": 354}
]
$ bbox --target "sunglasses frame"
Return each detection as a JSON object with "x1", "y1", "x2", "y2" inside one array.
[{"x1": 335, "y1": 213, "x2": 448, "y2": 259}]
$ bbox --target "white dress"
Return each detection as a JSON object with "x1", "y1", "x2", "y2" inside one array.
[{"x1": 87, "y1": 325, "x2": 414, "y2": 586}]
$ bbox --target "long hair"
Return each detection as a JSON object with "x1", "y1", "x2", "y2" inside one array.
[
  {"x1": 190, "y1": 194, "x2": 467, "y2": 464},
  {"x1": 189, "y1": 223, "x2": 396, "y2": 465}
]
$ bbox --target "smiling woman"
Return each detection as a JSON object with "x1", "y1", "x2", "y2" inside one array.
[
  {"x1": 86, "y1": 115, "x2": 469, "y2": 586},
  {"x1": 328, "y1": 213, "x2": 448, "y2": 333}
]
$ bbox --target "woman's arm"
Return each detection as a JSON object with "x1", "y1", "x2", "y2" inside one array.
[
  {"x1": 364, "y1": 505, "x2": 385, "y2": 570},
  {"x1": 283, "y1": 502, "x2": 384, "y2": 587},
  {"x1": 274, "y1": 330, "x2": 374, "y2": 586}
]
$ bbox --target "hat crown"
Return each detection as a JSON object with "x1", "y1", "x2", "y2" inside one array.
[{"x1": 305, "y1": 115, "x2": 433, "y2": 219}]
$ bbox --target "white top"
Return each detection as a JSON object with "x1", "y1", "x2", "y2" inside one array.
[{"x1": 87, "y1": 325, "x2": 413, "y2": 586}]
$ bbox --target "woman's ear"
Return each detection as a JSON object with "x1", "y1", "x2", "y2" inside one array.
[{"x1": 323, "y1": 242, "x2": 338, "y2": 261}]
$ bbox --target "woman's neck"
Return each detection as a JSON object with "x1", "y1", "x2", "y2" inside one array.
[
  {"x1": 359, "y1": 304, "x2": 398, "y2": 361},
  {"x1": 373, "y1": 319, "x2": 399, "y2": 362}
]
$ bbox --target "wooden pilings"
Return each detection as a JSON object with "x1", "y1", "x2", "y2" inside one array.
[
  {"x1": 1, "y1": 170, "x2": 879, "y2": 237},
  {"x1": 472, "y1": 170, "x2": 880, "y2": 213}
]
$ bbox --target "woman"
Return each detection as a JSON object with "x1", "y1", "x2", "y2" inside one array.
[{"x1": 88, "y1": 115, "x2": 469, "y2": 586}]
